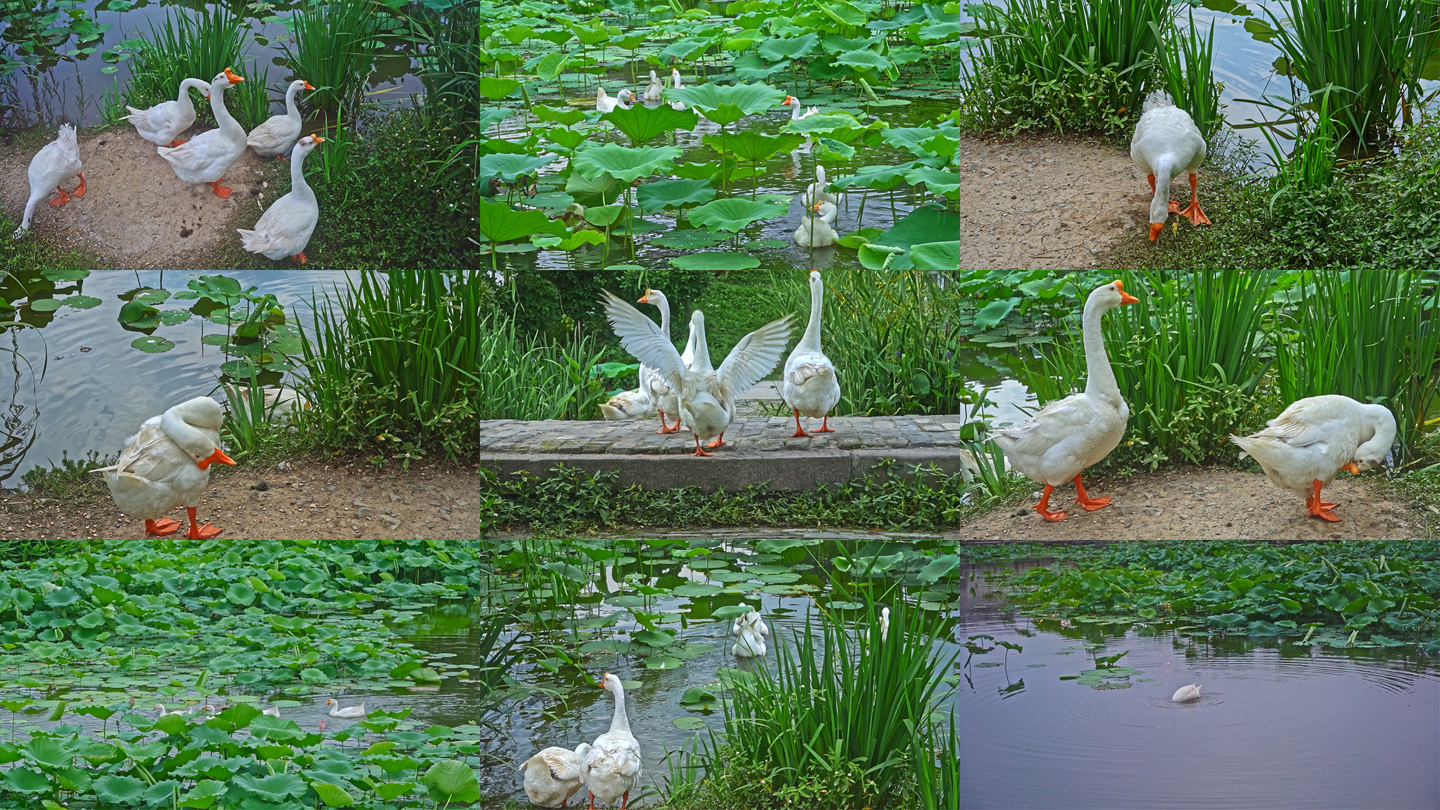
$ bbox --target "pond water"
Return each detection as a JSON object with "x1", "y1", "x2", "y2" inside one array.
[
  {"x1": 1, "y1": 0, "x2": 423, "y2": 129},
  {"x1": 958, "y1": 561, "x2": 1440, "y2": 809}
]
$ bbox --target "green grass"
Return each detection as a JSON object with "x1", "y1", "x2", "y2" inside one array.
[
  {"x1": 124, "y1": 6, "x2": 272, "y2": 131},
  {"x1": 280, "y1": 0, "x2": 387, "y2": 116}
]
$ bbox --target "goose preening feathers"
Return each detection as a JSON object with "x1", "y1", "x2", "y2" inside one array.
[
  {"x1": 1231, "y1": 395, "x2": 1396, "y2": 522},
  {"x1": 1172, "y1": 684, "x2": 1201, "y2": 703},
  {"x1": 521, "y1": 743, "x2": 592, "y2": 807},
  {"x1": 993, "y1": 281, "x2": 1139, "y2": 521}
]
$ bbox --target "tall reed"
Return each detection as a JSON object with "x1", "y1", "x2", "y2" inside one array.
[
  {"x1": 1273, "y1": 268, "x2": 1439, "y2": 460},
  {"x1": 476, "y1": 310, "x2": 609, "y2": 422},
  {"x1": 126, "y1": 7, "x2": 272, "y2": 130},
  {"x1": 1257, "y1": 0, "x2": 1440, "y2": 149},
  {"x1": 298, "y1": 270, "x2": 507, "y2": 460},
  {"x1": 407, "y1": 0, "x2": 489, "y2": 127},
  {"x1": 281, "y1": 0, "x2": 385, "y2": 115},
  {"x1": 669, "y1": 604, "x2": 960, "y2": 807},
  {"x1": 1156, "y1": 9, "x2": 1221, "y2": 141}
]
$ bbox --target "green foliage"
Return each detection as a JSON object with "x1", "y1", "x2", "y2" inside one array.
[
  {"x1": 474, "y1": 309, "x2": 609, "y2": 421},
  {"x1": 1156, "y1": 9, "x2": 1221, "y2": 142},
  {"x1": 281, "y1": 0, "x2": 387, "y2": 115},
  {"x1": 408, "y1": 0, "x2": 491, "y2": 128},
  {"x1": 122, "y1": 6, "x2": 271, "y2": 131}
]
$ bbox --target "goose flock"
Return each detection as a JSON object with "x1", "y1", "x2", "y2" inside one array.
[
  {"x1": 599, "y1": 271, "x2": 841, "y2": 456},
  {"x1": 12, "y1": 69, "x2": 326, "y2": 264}
]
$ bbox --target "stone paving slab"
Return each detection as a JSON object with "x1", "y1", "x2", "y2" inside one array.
[{"x1": 479, "y1": 415, "x2": 969, "y2": 491}]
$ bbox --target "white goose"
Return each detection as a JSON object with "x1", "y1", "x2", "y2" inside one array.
[
  {"x1": 732, "y1": 609, "x2": 770, "y2": 638},
  {"x1": 783, "y1": 270, "x2": 841, "y2": 437},
  {"x1": 236, "y1": 135, "x2": 324, "y2": 263},
  {"x1": 599, "y1": 389, "x2": 653, "y2": 421},
  {"x1": 1231, "y1": 395, "x2": 1396, "y2": 523},
  {"x1": 596, "y1": 87, "x2": 637, "y2": 113},
  {"x1": 782, "y1": 95, "x2": 819, "y2": 151},
  {"x1": 1130, "y1": 94, "x2": 1209, "y2": 241},
  {"x1": 861, "y1": 606, "x2": 891, "y2": 643},
  {"x1": 801, "y1": 164, "x2": 836, "y2": 208},
  {"x1": 668, "y1": 69, "x2": 686, "y2": 110},
  {"x1": 325, "y1": 699, "x2": 365, "y2": 718},
  {"x1": 158, "y1": 68, "x2": 249, "y2": 198},
  {"x1": 93, "y1": 397, "x2": 235, "y2": 539},
  {"x1": 125, "y1": 78, "x2": 211, "y2": 147},
  {"x1": 14, "y1": 123, "x2": 84, "y2": 239},
  {"x1": 521, "y1": 743, "x2": 592, "y2": 808},
  {"x1": 583, "y1": 673, "x2": 642, "y2": 809},
  {"x1": 732, "y1": 619, "x2": 766, "y2": 657},
  {"x1": 261, "y1": 706, "x2": 281, "y2": 717},
  {"x1": 603, "y1": 292, "x2": 791, "y2": 456},
  {"x1": 793, "y1": 200, "x2": 839, "y2": 248},
  {"x1": 643, "y1": 70, "x2": 664, "y2": 103},
  {"x1": 1172, "y1": 684, "x2": 1202, "y2": 703},
  {"x1": 993, "y1": 281, "x2": 1139, "y2": 521},
  {"x1": 247, "y1": 79, "x2": 314, "y2": 159},
  {"x1": 637, "y1": 289, "x2": 698, "y2": 434}
]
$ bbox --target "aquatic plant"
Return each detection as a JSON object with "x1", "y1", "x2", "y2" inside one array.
[
  {"x1": 123, "y1": 7, "x2": 272, "y2": 131},
  {"x1": 408, "y1": 0, "x2": 491, "y2": 127},
  {"x1": 475, "y1": 309, "x2": 609, "y2": 421},
  {"x1": 1249, "y1": 0, "x2": 1440, "y2": 150},
  {"x1": 1272, "y1": 268, "x2": 1439, "y2": 459},
  {"x1": 279, "y1": 0, "x2": 386, "y2": 115},
  {"x1": 1156, "y1": 8, "x2": 1221, "y2": 142}
]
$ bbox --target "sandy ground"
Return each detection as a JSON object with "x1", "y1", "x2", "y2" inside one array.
[
  {"x1": 961, "y1": 132, "x2": 1162, "y2": 269},
  {"x1": 957, "y1": 467, "x2": 1426, "y2": 543},
  {"x1": 0, "y1": 460, "x2": 481, "y2": 541},
  {"x1": 1, "y1": 128, "x2": 271, "y2": 268}
]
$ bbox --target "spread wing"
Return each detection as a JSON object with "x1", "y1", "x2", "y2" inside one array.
[
  {"x1": 717, "y1": 316, "x2": 792, "y2": 399},
  {"x1": 602, "y1": 291, "x2": 685, "y2": 389}
]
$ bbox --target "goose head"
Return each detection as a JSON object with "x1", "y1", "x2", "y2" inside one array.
[
  {"x1": 639, "y1": 288, "x2": 668, "y2": 311},
  {"x1": 649, "y1": 69, "x2": 660, "y2": 84},
  {"x1": 293, "y1": 134, "x2": 326, "y2": 157},
  {"x1": 617, "y1": 89, "x2": 637, "y2": 107},
  {"x1": 1086, "y1": 280, "x2": 1140, "y2": 314},
  {"x1": 212, "y1": 67, "x2": 245, "y2": 91},
  {"x1": 289, "y1": 79, "x2": 316, "y2": 94},
  {"x1": 168, "y1": 398, "x2": 236, "y2": 470},
  {"x1": 575, "y1": 742, "x2": 592, "y2": 760},
  {"x1": 671, "y1": 69, "x2": 682, "y2": 87},
  {"x1": 1351, "y1": 404, "x2": 1398, "y2": 471},
  {"x1": 599, "y1": 672, "x2": 623, "y2": 694}
]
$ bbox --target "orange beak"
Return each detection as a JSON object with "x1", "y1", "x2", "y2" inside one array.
[
  {"x1": 599, "y1": 672, "x2": 610, "y2": 688},
  {"x1": 223, "y1": 68, "x2": 244, "y2": 84},
  {"x1": 313, "y1": 135, "x2": 326, "y2": 144},
  {"x1": 1149, "y1": 222, "x2": 1164, "y2": 241},
  {"x1": 303, "y1": 81, "x2": 315, "y2": 90},
  {"x1": 1342, "y1": 461, "x2": 1361, "y2": 474},
  {"x1": 1115, "y1": 280, "x2": 1139, "y2": 305},
  {"x1": 197, "y1": 447, "x2": 236, "y2": 470},
  {"x1": 783, "y1": 95, "x2": 794, "y2": 106},
  {"x1": 638, "y1": 290, "x2": 651, "y2": 304}
]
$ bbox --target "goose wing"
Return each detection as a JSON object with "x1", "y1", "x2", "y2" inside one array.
[
  {"x1": 602, "y1": 291, "x2": 686, "y2": 388},
  {"x1": 717, "y1": 316, "x2": 792, "y2": 400}
]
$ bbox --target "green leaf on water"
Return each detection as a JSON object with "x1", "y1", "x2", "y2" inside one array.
[
  {"x1": 64, "y1": 295, "x2": 102, "y2": 309},
  {"x1": 669, "y1": 253, "x2": 760, "y2": 272},
  {"x1": 42, "y1": 268, "x2": 90, "y2": 282},
  {"x1": 673, "y1": 716, "x2": 707, "y2": 730},
  {"x1": 644, "y1": 655, "x2": 682, "y2": 670},
  {"x1": 130, "y1": 337, "x2": 175, "y2": 354},
  {"x1": 29, "y1": 299, "x2": 62, "y2": 312},
  {"x1": 313, "y1": 782, "x2": 355, "y2": 807}
]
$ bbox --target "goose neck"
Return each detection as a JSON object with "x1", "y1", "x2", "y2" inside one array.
[
  {"x1": 211, "y1": 81, "x2": 242, "y2": 137},
  {"x1": 608, "y1": 684, "x2": 631, "y2": 735},
  {"x1": 690, "y1": 315, "x2": 713, "y2": 372},
  {"x1": 799, "y1": 279, "x2": 823, "y2": 350},
  {"x1": 284, "y1": 83, "x2": 304, "y2": 120},
  {"x1": 1081, "y1": 299, "x2": 1120, "y2": 401},
  {"x1": 161, "y1": 408, "x2": 210, "y2": 458},
  {"x1": 290, "y1": 146, "x2": 316, "y2": 203}
]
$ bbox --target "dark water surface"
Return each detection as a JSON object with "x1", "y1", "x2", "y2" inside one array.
[{"x1": 958, "y1": 562, "x2": 1440, "y2": 809}]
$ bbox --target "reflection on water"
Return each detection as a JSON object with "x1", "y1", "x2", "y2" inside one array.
[
  {"x1": 0, "y1": 270, "x2": 350, "y2": 485},
  {"x1": 959, "y1": 562, "x2": 1440, "y2": 809}
]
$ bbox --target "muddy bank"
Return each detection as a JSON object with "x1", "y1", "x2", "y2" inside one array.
[
  {"x1": 1, "y1": 127, "x2": 273, "y2": 268},
  {"x1": 962, "y1": 132, "x2": 1158, "y2": 269},
  {"x1": 0, "y1": 459, "x2": 481, "y2": 541},
  {"x1": 958, "y1": 467, "x2": 1425, "y2": 542}
]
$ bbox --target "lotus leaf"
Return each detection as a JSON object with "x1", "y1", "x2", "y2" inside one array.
[
  {"x1": 536, "y1": 53, "x2": 568, "y2": 80},
  {"x1": 565, "y1": 171, "x2": 625, "y2": 207},
  {"x1": 422, "y1": 761, "x2": 481, "y2": 804},
  {"x1": 660, "y1": 37, "x2": 709, "y2": 62},
  {"x1": 785, "y1": 110, "x2": 864, "y2": 134},
  {"x1": 667, "y1": 82, "x2": 787, "y2": 127},
  {"x1": 582, "y1": 204, "x2": 627, "y2": 228},
  {"x1": 475, "y1": 199, "x2": 566, "y2": 243},
  {"x1": 544, "y1": 127, "x2": 588, "y2": 151},
  {"x1": 732, "y1": 53, "x2": 788, "y2": 81},
  {"x1": 674, "y1": 717, "x2": 707, "y2": 730},
  {"x1": 477, "y1": 77, "x2": 520, "y2": 100},
  {"x1": 602, "y1": 103, "x2": 699, "y2": 145},
  {"x1": 637, "y1": 178, "x2": 716, "y2": 213},
  {"x1": 758, "y1": 33, "x2": 819, "y2": 61},
  {"x1": 836, "y1": 49, "x2": 893, "y2": 73},
  {"x1": 477, "y1": 153, "x2": 553, "y2": 183},
  {"x1": 672, "y1": 161, "x2": 722, "y2": 181},
  {"x1": 876, "y1": 206, "x2": 961, "y2": 271},
  {"x1": 534, "y1": 28, "x2": 575, "y2": 47},
  {"x1": 815, "y1": 138, "x2": 856, "y2": 160},
  {"x1": 688, "y1": 197, "x2": 788, "y2": 233},
  {"x1": 883, "y1": 125, "x2": 957, "y2": 158},
  {"x1": 703, "y1": 131, "x2": 805, "y2": 162},
  {"x1": 906, "y1": 165, "x2": 961, "y2": 197},
  {"x1": 669, "y1": 253, "x2": 760, "y2": 272},
  {"x1": 822, "y1": 34, "x2": 883, "y2": 54},
  {"x1": 651, "y1": 229, "x2": 731, "y2": 249},
  {"x1": 572, "y1": 143, "x2": 682, "y2": 183},
  {"x1": 533, "y1": 104, "x2": 587, "y2": 127},
  {"x1": 831, "y1": 163, "x2": 912, "y2": 191},
  {"x1": 909, "y1": 241, "x2": 960, "y2": 272}
]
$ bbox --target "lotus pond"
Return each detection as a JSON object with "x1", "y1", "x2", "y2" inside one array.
[
  {"x1": 957, "y1": 542, "x2": 1440, "y2": 809},
  {"x1": 0, "y1": 528, "x2": 970, "y2": 808}
]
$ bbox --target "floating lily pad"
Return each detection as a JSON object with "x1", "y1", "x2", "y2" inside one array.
[
  {"x1": 669, "y1": 253, "x2": 760, "y2": 272},
  {"x1": 644, "y1": 656, "x2": 682, "y2": 670},
  {"x1": 28, "y1": 299, "x2": 62, "y2": 312},
  {"x1": 130, "y1": 337, "x2": 174, "y2": 353},
  {"x1": 673, "y1": 583, "x2": 723, "y2": 598},
  {"x1": 673, "y1": 716, "x2": 707, "y2": 730},
  {"x1": 41, "y1": 268, "x2": 89, "y2": 282},
  {"x1": 63, "y1": 295, "x2": 102, "y2": 309}
]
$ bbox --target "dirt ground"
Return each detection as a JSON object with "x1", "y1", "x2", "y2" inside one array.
[
  {"x1": 0, "y1": 459, "x2": 482, "y2": 541},
  {"x1": 957, "y1": 467, "x2": 1427, "y2": 543},
  {"x1": 961, "y1": 132, "x2": 1164, "y2": 269},
  {"x1": 1, "y1": 127, "x2": 273, "y2": 268}
]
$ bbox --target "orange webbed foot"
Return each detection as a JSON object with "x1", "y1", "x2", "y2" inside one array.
[
  {"x1": 1180, "y1": 201, "x2": 1210, "y2": 226},
  {"x1": 187, "y1": 523, "x2": 224, "y2": 540},
  {"x1": 70, "y1": 173, "x2": 85, "y2": 198},
  {"x1": 691, "y1": 436, "x2": 713, "y2": 457},
  {"x1": 791, "y1": 409, "x2": 812, "y2": 438},
  {"x1": 169, "y1": 139, "x2": 187, "y2": 147},
  {"x1": 48, "y1": 187, "x2": 71, "y2": 207},
  {"x1": 814, "y1": 414, "x2": 834, "y2": 433},
  {"x1": 1033, "y1": 484, "x2": 1068, "y2": 522},
  {"x1": 706, "y1": 432, "x2": 726, "y2": 449},
  {"x1": 208, "y1": 180, "x2": 233, "y2": 199},
  {"x1": 145, "y1": 518, "x2": 181, "y2": 536},
  {"x1": 289, "y1": 252, "x2": 307, "y2": 265},
  {"x1": 1167, "y1": 200, "x2": 1182, "y2": 214},
  {"x1": 1072, "y1": 475, "x2": 1111, "y2": 511}
]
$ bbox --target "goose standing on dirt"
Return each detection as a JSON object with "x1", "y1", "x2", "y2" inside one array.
[
  {"x1": 993, "y1": 281, "x2": 1139, "y2": 521},
  {"x1": 783, "y1": 271, "x2": 841, "y2": 437},
  {"x1": 13, "y1": 123, "x2": 84, "y2": 240},
  {"x1": 597, "y1": 87, "x2": 637, "y2": 113},
  {"x1": 793, "y1": 201, "x2": 839, "y2": 248},
  {"x1": 603, "y1": 293, "x2": 791, "y2": 457},
  {"x1": 247, "y1": 79, "x2": 314, "y2": 160},
  {"x1": 236, "y1": 135, "x2": 325, "y2": 264},
  {"x1": 93, "y1": 396, "x2": 236, "y2": 539},
  {"x1": 1172, "y1": 684, "x2": 1202, "y2": 703},
  {"x1": 125, "y1": 77, "x2": 211, "y2": 147},
  {"x1": 644, "y1": 70, "x2": 664, "y2": 103},
  {"x1": 1130, "y1": 94, "x2": 1209, "y2": 241},
  {"x1": 584, "y1": 673, "x2": 642, "y2": 809},
  {"x1": 158, "y1": 68, "x2": 249, "y2": 198},
  {"x1": 521, "y1": 743, "x2": 592, "y2": 808},
  {"x1": 1230, "y1": 395, "x2": 1396, "y2": 523},
  {"x1": 325, "y1": 699, "x2": 365, "y2": 718}
]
